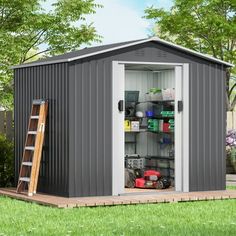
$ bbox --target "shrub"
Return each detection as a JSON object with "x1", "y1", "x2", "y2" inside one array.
[
  {"x1": 226, "y1": 130, "x2": 236, "y2": 173},
  {"x1": 0, "y1": 134, "x2": 14, "y2": 187}
]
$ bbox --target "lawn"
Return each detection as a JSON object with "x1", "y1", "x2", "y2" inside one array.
[{"x1": 0, "y1": 196, "x2": 236, "y2": 236}]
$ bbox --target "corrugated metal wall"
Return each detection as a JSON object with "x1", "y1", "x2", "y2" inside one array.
[
  {"x1": 67, "y1": 42, "x2": 226, "y2": 196},
  {"x1": 14, "y1": 63, "x2": 69, "y2": 196},
  {"x1": 68, "y1": 60, "x2": 112, "y2": 197},
  {"x1": 14, "y1": 41, "x2": 227, "y2": 197},
  {"x1": 189, "y1": 63, "x2": 226, "y2": 191}
]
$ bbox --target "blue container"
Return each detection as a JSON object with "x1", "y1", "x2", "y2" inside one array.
[{"x1": 145, "y1": 110, "x2": 154, "y2": 117}]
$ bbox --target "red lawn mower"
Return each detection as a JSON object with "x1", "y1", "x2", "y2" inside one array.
[{"x1": 125, "y1": 169, "x2": 171, "y2": 189}]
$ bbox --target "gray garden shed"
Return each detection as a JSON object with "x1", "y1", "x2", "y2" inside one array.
[{"x1": 13, "y1": 37, "x2": 233, "y2": 197}]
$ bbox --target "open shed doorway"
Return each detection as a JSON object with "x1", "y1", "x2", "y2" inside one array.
[
  {"x1": 124, "y1": 64, "x2": 176, "y2": 194},
  {"x1": 112, "y1": 62, "x2": 188, "y2": 196}
]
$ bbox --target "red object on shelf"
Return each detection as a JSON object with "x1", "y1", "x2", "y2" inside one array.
[
  {"x1": 163, "y1": 123, "x2": 170, "y2": 132},
  {"x1": 135, "y1": 170, "x2": 161, "y2": 188}
]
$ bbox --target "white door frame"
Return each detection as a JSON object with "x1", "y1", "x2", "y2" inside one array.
[{"x1": 112, "y1": 61, "x2": 189, "y2": 195}]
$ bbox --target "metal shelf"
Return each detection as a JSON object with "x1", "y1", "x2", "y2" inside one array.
[
  {"x1": 125, "y1": 116, "x2": 174, "y2": 120},
  {"x1": 145, "y1": 156, "x2": 174, "y2": 160},
  {"x1": 125, "y1": 129, "x2": 174, "y2": 134},
  {"x1": 137, "y1": 100, "x2": 175, "y2": 104}
]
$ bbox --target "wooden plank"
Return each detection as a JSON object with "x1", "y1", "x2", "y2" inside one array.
[
  {"x1": 0, "y1": 111, "x2": 5, "y2": 134},
  {"x1": 6, "y1": 111, "x2": 13, "y2": 140},
  {"x1": 1, "y1": 188, "x2": 236, "y2": 209}
]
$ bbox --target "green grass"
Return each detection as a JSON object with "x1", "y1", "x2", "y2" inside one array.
[
  {"x1": 227, "y1": 185, "x2": 236, "y2": 190},
  {"x1": 0, "y1": 197, "x2": 236, "y2": 236}
]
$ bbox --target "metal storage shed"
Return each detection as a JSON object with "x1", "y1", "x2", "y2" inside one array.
[{"x1": 13, "y1": 37, "x2": 233, "y2": 197}]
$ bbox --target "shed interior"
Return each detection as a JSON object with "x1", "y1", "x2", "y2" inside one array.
[{"x1": 124, "y1": 64, "x2": 176, "y2": 193}]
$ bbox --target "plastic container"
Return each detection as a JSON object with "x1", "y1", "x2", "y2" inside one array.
[
  {"x1": 161, "y1": 111, "x2": 174, "y2": 117},
  {"x1": 161, "y1": 111, "x2": 168, "y2": 117},
  {"x1": 131, "y1": 121, "x2": 139, "y2": 131},
  {"x1": 124, "y1": 120, "x2": 131, "y2": 131},
  {"x1": 150, "y1": 93, "x2": 162, "y2": 101},
  {"x1": 163, "y1": 123, "x2": 170, "y2": 132},
  {"x1": 148, "y1": 119, "x2": 158, "y2": 132},
  {"x1": 162, "y1": 88, "x2": 175, "y2": 100},
  {"x1": 145, "y1": 110, "x2": 154, "y2": 117}
]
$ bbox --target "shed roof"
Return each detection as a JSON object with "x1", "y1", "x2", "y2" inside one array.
[{"x1": 12, "y1": 37, "x2": 233, "y2": 69}]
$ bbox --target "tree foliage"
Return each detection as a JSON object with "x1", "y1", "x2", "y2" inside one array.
[
  {"x1": 145, "y1": 0, "x2": 236, "y2": 110},
  {"x1": 0, "y1": 0, "x2": 102, "y2": 109}
]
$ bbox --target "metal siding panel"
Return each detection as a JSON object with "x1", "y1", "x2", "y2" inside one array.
[
  {"x1": 221, "y1": 68, "x2": 226, "y2": 189},
  {"x1": 104, "y1": 60, "x2": 112, "y2": 195},
  {"x1": 75, "y1": 63, "x2": 83, "y2": 195},
  {"x1": 15, "y1": 42, "x2": 227, "y2": 197},
  {"x1": 204, "y1": 65, "x2": 211, "y2": 190},
  {"x1": 14, "y1": 63, "x2": 69, "y2": 197},
  {"x1": 197, "y1": 64, "x2": 205, "y2": 190},
  {"x1": 68, "y1": 44, "x2": 227, "y2": 196},
  {"x1": 210, "y1": 65, "x2": 217, "y2": 190},
  {"x1": 189, "y1": 63, "x2": 198, "y2": 191},
  {"x1": 90, "y1": 61, "x2": 98, "y2": 195}
]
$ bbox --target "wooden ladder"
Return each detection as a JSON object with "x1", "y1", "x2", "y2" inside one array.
[{"x1": 16, "y1": 99, "x2": 48, "y2": 196}]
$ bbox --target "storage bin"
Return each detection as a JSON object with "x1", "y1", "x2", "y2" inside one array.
[
  {"x1": 148, "y1": 119, "x2": 158, "y2": 132},
  {"x1": 163, "y1": 123, "x2": 170, "y2": 132},
  {"x1": 131, "y1": 121, "x2": 139, "y2": 131},
  {"x1": 150, "y1": 93, "x2": 162, "y2": 101},
  {"x1": 149, "y1": 88, "x2": 163, "y2": 101},
  {"x1": 162, "y1": 88, "x2": 175, "y2": 100},
  {"x1": 124, "y1": 120, "x2": 131, "y2": 131}
]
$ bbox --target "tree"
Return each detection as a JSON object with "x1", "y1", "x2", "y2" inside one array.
[
  {"x1": 145, "y1": 0, "x2": 236, "y2": 110},
  {"x1": 0, "y1": 0, "x2": 102, "y2": 109}
]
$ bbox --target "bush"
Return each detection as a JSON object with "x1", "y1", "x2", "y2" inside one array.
[
  {"x1": 0, "y1": 134, "x2": 14, "y2": 187},
  {"x1": 226, "y1": 130, "x2": 236, "y2": 173}
]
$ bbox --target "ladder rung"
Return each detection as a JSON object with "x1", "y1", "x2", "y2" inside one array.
[
  {"x1": 25, "y1": 146, "x2": 35, "y2": 151},
  {"x1": 31, "y1": 116, "x2": 39, "y2": 119},
  {"x1": 19, "y1": 177, "x2": 30, "y2": 182},
  {"x1": 22, "y1": 162, "x2": 33, "y2": 166},
  {"x1": 33, "y1": 99, "x2": 46, "y2": 105},
  {"x1": 28, "y1": 131, "x2": 37, "y2": 135}
]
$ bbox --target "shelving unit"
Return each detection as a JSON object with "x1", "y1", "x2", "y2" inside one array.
[{"x1": 125, "y1": 99, "x2": 175, "y2": 182}]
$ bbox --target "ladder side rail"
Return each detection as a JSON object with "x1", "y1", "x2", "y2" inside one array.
[
  {"x1": 27, "y1": 104, "x2": 45, "y2": 196},
  {"x1": 33, "y1": 102, "x2": 48, "y2": 194}
]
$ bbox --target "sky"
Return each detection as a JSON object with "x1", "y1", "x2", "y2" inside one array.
[
  {"x1": 86, "y1": 0, "x2": 173, "y2": 45},
  {"x1": 42, "y1": 0, "x2": 173, "y2": 46}
]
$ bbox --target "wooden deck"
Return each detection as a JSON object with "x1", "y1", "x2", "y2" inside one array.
[{"x1": 0, "y1": 188, "x2": 236, "y2": 208}]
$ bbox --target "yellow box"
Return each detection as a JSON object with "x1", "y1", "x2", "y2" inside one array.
[{"x1": 124, "y1": 120, "x2": 131, "y2": 131}]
